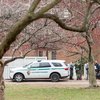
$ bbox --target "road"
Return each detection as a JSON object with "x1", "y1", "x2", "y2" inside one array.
[{"x1": 5, "y1": 79, "x2": 100, "y2": 88}]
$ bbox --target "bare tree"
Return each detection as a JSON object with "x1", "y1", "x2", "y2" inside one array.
[
  {"x1": 0, "y1": 0, "x2": 100, "y2": 99},
  {"x1": 0, "y1": 0, "x2": 62, "y2": 99}
]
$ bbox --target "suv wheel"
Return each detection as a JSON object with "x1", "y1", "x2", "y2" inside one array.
[
  {"x1": 50, "y1": 73, "x2": 60, "y2": 82},
  {"x1": 14, "y1": 73, "x2": 24, "y2": 82}
]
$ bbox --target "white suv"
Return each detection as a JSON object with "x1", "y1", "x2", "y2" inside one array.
[{"x1": 9, "y1": 60, "x2": 69, "y2": 82}]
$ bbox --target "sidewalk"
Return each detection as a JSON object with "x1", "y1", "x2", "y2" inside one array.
[{"x1": 5, "y1": 79, "x2": 100, "y2": 88}]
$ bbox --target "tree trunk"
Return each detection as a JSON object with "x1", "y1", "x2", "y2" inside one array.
[
  {"x1": 86, "y1": 32, "x2": 98, "y2": 87},
  {"x1": 88, "y1": 60, "x2": 97, "y2": 87},
  {"x1": 88, "y1": 40, "x2": 97, "y2": 87},
  {"x1": 0, "y1": 78, "x2": 5, "y2": 100},
  {"x1": 0, "y1": 61, "x2": 5, "y2": 100}
]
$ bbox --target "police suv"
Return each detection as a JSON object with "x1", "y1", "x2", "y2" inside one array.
[{"x1": 9, "y1": 60, "x2": 69, "y2": 82}]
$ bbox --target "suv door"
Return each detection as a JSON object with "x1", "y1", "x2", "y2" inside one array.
[
  {"x1": 37, "y1": 62, "x2": 51, "y2": 78},
  {"x1": 26, "y1": 62, "x2": 39, "y2": 78}
]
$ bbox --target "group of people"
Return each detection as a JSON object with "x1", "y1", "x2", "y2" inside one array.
[
  {"x1": 69, "y1": 62, "x2": 82, "y2": 80},
  {"x1": 69, "y1": 61, "x2": 100, "y2": 80},
  {"x1": 84, "y1": 61, "x2": 100, "y2": 80}
]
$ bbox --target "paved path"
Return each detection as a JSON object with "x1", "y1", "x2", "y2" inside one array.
[{"x1": 5, "y1": 79, "x2": 100, "y2": 88}]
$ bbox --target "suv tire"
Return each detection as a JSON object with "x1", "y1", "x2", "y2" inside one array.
[
  {"x1": 50, "y1": 73, "x2": 60, "y2": 82},
  {"x1": 14, "y1": 73, "x2": 24, "y2": 82}
]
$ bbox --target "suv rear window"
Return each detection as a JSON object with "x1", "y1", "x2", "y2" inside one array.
[
  {"x1": 64, "y1": 62, "x2": 68, "y2": 66},
  {"x1": 52, "y1": 62, "x2": 62, "y2": 67},
  {"x1": 39, "y1": 62, "x2": 51, "y2": 67}
]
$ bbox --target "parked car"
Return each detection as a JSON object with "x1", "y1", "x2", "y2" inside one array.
[{"x1": 9, "y1": 60, "x2": 69, "y2": 82}]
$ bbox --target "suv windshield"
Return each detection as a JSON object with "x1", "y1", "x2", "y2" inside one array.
[{"x1": 23, "y1": 62, "x2": 33, "y2": 68}]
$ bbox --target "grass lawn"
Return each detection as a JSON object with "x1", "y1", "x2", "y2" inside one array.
[{"x1": 5, "y1": 84, "x2": 100, "y2": 100}]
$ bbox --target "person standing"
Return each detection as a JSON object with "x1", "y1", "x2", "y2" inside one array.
[
  {"x1": 95, "y1": 61, "x2": 100, "y2": 79},
  {"x1": 84, "y1": 63, "x2": 88, "y2": 80},
  {"x1": 69, "y1": 62, "x2": 74, "y2": 80},
  {"x1": 75, "y1": 63, "x2": 82, "y2": 80},
  {"x1": 95, "y1": 61, "x2": 100, "y2": 72}
]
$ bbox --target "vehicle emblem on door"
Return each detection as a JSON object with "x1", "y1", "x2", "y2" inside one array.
[{"x1": 27, "y1": 71, "x2": 30, "y2": 75}]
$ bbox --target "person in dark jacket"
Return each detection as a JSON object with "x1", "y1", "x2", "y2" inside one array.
[
  {"x1": 95, "y1": 61, "x2": 100, "y2": 73},
  {"x1": 95, "y1": 61, "x2": 100, "y2": 79},
  {"x1": 69, "y1": 63, "x2": 74, "y2": 80},
  {"x1": 75, "y1": 63, "x2": 82, "y2": 80}
]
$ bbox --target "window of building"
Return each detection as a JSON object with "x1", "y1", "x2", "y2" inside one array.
[
  {"x1": 52, "y1": 50, "x2": 56, "y2": 59},
  {"x1": 38, "y1": 51, "x2": 43, "y2": 57}
]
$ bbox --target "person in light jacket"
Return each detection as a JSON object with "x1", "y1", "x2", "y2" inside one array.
[{"x1": 84, "y1": 63, "x2": 88, "y2": 80}]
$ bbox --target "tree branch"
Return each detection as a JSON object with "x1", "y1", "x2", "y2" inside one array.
[
  {"x1": 40, "y1": 2, "x2": 94, "y2": 33},
  {"x1": 4, "y1": 49, "x2": 33, "y2": 66},
  {"x1": 41, "y1": 13, "x2": 86, "y2": 32},
  {"x1": 0, "y1": 0, "x2": 61, "y2": 59},
  {"x1": 93, "y1": 0, "x2": 100, "y2": 4},
  {"x1": 34, "y1": 0, "x2": 61, "y2": 17},
  {"x1": 28, "y1": 0, "x2": 41, "y2": 13}
]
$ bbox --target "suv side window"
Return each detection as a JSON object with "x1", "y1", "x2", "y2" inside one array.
[
  {"x1": 52, "y1": 62, "x2": 62, "y2": 67},
  {"x1": 39, "y1": 62, "x2": 51, "y2": 67}
]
